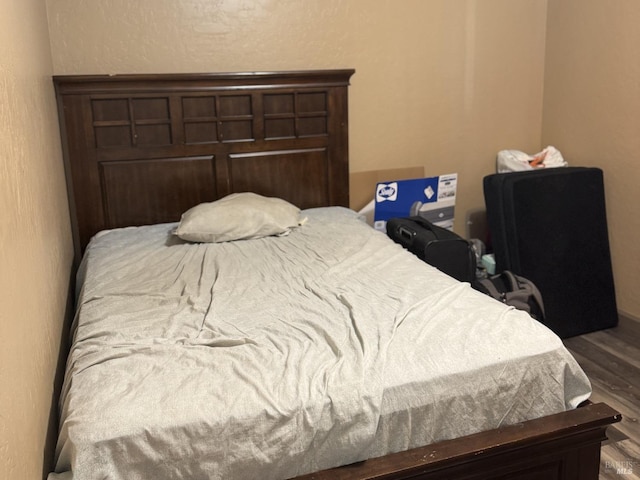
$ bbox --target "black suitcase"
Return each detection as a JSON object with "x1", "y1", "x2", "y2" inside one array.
[
  {"x1": 387, "y1": 216, "x2": 476, "y2": 283},
  {"x1": 483, "y1": 167, "x2": 617, "y2": 338}
]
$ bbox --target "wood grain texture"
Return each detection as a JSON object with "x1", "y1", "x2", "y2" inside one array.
[
  {"x1": 564, "y1": 314, "x2": 640, "y2": 480},
  {"x1": 294, "y1": 402, "x2": 619, "y2": 480},
  {"x1": 53, "y1": 70, "x2": 355, "y2": 262}
]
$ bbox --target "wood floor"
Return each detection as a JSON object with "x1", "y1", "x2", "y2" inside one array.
[{"x1": 563, "y1": 314, "x2": 640, "y2": 480}]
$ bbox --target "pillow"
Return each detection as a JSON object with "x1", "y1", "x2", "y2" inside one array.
[{"x1": 175, "y1": 192, "x2": 302, "y2": 243}]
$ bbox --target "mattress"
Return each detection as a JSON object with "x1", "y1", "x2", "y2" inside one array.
[{"x1": 50, "y1": 207, "x2": 591, "y2": 480}]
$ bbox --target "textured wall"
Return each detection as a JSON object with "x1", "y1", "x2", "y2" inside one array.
[
  {"x1": 0, "y1": 0, "x2": 73, "y2": 478},
  {"x1": 543, "y1": 0, "x2": 640, "y2": 317},
  {"x1": 47, "y1": 0, "x2": 549, "y2": 234}
]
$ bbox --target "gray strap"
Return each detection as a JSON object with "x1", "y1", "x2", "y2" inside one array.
[
  {"x1": 478, "y1": 271, "x2": 545, "y2": 318},
  {"x1": 477, "y1": 278, "x2": 503, "y2": 301},
  {"x1": 503, "y1": 271, "x2": 545, "y2": 317}
]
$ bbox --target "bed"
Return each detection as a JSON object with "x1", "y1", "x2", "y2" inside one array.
[{"x1": 51, "y1": 70, "x2": 620, "y2": 480}]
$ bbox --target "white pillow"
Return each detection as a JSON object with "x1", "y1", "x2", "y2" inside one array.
[{"x1": 175, "y1": 192, "x2": 302, "y2": 243}]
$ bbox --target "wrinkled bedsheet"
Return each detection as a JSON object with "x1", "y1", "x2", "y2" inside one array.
[{"x1": 50, "y1": 207, "x2": 591, "y2": 480}]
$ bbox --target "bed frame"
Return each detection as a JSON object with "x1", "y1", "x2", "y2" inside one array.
[
  {"x1": 54, "y1": 70, "x2": 353, "y2": 262},
  {"x1": 53, "y1": 70, "x2": 620, "y2": 480}
]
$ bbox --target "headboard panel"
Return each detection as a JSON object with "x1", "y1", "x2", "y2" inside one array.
[{"x1": 54, "y1": 70, "x2": 355, "y2": 260}]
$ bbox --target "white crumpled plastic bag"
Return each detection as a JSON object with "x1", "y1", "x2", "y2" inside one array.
[{"x1": 496, "y1": 146, "x2": 568, "y2": 173}]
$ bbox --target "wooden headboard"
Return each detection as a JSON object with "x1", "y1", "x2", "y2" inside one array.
[{"x1": 53, "y1": 70, "x2": 355, "y2": 261}]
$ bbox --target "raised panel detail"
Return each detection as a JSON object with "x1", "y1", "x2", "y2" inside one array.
[
  {"x1": 264, "y1": 118, "x2": 295, "y2": 139},
  {"x1": 297, "y1": 92, "x2": 327, "y2": 113},
  {"x1": 298, "y1": 117, "x2": 327, "y2": 137},
  {"x1": 131, "y1": 97, "x2": 171, "y2": 146},
  {"x1": 183, "y1": 96, "x2": 217, "y2": 118},
  {"x1": 184, "y1": 122, "x2": 218, "y2": 144},
  {"x1": 263, "y1": 91, "x2": 327, "y2": 139},
  {"x1": 219, "y1": 95, "x2": 251, "y2": 116},
  {"x1": 100, "y1": 156, "x2": 216, "y2": 228},
  {"x1": 220, "y1": 120, "x2": 253, "y2": 142},
  {"x1": 135, "y1": 124, "x2": 172, "y2": 146},
  {"x1": 95, "y1": 125, "x2": 132, "y2": 148},
  {"x1": 92, "y1": 98, "x2": 132, "y2": 147},
  {"x1": 264, "y1": 94, "x2": 294, "y2": 115},
  {"x1": 182, "y1": 94, "x2": 254, "y2": 144},
  {"x1": 92, "y1": 99, "x2": 129, "y2": 121},
  {"x1": 131, "y1": 98, "x2": 169, "y2": 120},
  {"x1": 296, "y1": 91, "x2": 327, "y2": 137},
  {"x1": 92, "y1": 97, "x2": 173, "y2": 148},
  {"x1": 227, "y1": 149, "x2": 329, "y2": 208}
]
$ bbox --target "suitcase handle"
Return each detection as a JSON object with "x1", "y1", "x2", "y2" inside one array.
[
  {"x1": 398, "y1": 226, "x2": 415, "y2": 243},
  {"x1": 410, "y1": 216, "x2": 435, "y2": 231}
]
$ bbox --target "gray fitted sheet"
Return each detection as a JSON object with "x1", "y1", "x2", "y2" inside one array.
[{"x1": 50, "y1": 207, "x2": 591, "y2": 480}]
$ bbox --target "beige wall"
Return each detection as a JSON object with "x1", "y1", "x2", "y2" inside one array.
[
  {"x1": 0, "y1": 0, "x2": 74, "y2": 478},
  {"x1": 543, "y1": 0, "x2": 640, "y2": 317},
  {"x1": 46, "y1": 0, "x2": 549, "y2": 235}
]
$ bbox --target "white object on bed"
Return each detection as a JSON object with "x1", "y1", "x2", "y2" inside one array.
[{"x1": 50, "y1": 207, "x2": 591, "y2": 480}]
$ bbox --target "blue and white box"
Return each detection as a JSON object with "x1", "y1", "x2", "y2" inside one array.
[{"x1": 374, "y1": 173, "x2": 458, "y2": 232}]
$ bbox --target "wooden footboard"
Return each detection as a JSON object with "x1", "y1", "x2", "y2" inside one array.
[{"x1": 295, "y1": 402, "x2": 620, "y2": 480}]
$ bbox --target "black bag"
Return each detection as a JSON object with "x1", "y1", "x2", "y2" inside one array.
[
  {"x1": 473, "y1": 271, "x2": 545, "y2": 321},
  {"x1": 386, "y1": 216, "x2": 476, "y2": 283}
]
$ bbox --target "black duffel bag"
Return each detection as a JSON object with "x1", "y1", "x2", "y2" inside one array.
[{"x1": 386, "y1": 216, "x2": 476, "y2": 283}]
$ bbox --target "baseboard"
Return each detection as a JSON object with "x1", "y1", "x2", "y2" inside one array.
[{"x1": 617, "y1": 309, "x2": 640, "y2": 324}]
